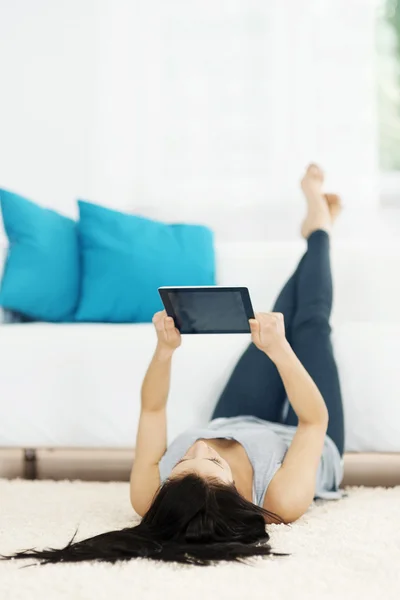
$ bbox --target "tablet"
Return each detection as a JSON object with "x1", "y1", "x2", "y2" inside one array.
[{"x1": 158, "y1": 286, "x2": 255, "y2": 334}]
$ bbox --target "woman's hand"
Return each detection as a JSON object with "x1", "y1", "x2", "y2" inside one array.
[
  {"x1": 249, "y1": 312, "x2": 289, "y2": 360},
  {"x1": 152, "y1": 310, "x2": 181, "y2": 355}
]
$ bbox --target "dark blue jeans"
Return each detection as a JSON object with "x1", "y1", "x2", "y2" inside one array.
[{"x1": 211, "y1": 230, "x2": 345, "y2": 457}]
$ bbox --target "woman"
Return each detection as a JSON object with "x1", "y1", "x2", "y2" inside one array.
[{"x1": 4, "y1": 164, "x2": 346, "y2": 567}]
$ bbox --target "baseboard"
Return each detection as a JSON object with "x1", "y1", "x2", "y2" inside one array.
[
  {"x1": 37, "y1": 448, "x2": 135, "y2": 482},
  {"x1": 1, "y1": 449, "x2": 400, "y2": 487},
  {"x1": 341, "y1": 452, "x2": 400, "y2": 487},
  {"x1": 0, "y1": 449, "x2": 24, "y2": 479}
]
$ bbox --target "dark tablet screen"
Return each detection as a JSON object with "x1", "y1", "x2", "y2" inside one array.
[{"x1": 159, "y1": 287, "x2": 254, "y2": 334}]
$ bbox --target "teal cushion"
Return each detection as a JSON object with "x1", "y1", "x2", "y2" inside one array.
[
  {"x1": 0, "y1": 189, "x2": 79, "y2": 321},
  {"x1": 75, "y1": 200, "x2": 216, "y2": 322}
]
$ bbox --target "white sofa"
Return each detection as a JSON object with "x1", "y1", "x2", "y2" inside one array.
[{"x1": 0, "y1": 238, "x2": 399, "y2": 463}]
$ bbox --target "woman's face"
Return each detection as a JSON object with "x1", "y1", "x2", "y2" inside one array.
[{"x1": 169, "y1": 440, "x2": 234, "y2": 484}]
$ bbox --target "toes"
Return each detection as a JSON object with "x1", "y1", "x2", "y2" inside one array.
[
  {"x1": 323, "y1": 193, "x2": 343, "y2": 221},
  {"x1": 306, "y1": 163, "x2": 324, "y2": 179},
  {"x1": 324, "y1": 193, "x2": 342, "y2": 207}
]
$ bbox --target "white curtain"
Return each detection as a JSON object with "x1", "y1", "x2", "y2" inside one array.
[
  {"x1": 0, "y1": 0, "x2": 378, "y2": 224},
  {"x1": 88, "y1": 0, "x2": 379, "y2": 215}
]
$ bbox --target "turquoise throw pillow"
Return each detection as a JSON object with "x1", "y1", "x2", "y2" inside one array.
[
  {"x1": 0, "y1": 189, "x2": 79, "y2": 321},
  {"x1": 75, "y1": 201, "x2": 216, "y2": 322}
]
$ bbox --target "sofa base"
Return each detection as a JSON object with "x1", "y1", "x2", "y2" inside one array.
[{"x1": 1, "y1": 449, "x2": 400, "y2": 488}]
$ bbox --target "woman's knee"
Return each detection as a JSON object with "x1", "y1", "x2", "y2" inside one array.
[{"x1": 292, "y1": 308, "x2": 332, "y2": 333}]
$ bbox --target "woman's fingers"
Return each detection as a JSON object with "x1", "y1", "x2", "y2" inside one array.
[
  {"x1": 152, "y1": 312, "x2": 178, "y2": 341},
  {"x1": 152, "y1": 310, "x2": 168, "y2": 328},
  {"x1": 164, "y1": 317, "x2": 175, "y2": 339},
  {"x1": 152, "y1": 310, "x2": 165, "y2": 323},
  {"x1": 165, "y1": 317, "x2": 175, "y2": 328},
  {"x1": 152, "y1": 311, "x2": 181, "y2": 350},
  {"x1": 249, "y1": 319, "x2": 260, "y2": 344}
]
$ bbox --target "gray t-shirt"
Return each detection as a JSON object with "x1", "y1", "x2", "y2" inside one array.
[{"x1": 158, "y1": 415, "x2": 346, "y2": 506}]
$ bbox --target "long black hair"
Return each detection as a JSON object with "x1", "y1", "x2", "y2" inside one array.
[{"x1": 2, "y1": 473, "x2": 291, "y2": 567}]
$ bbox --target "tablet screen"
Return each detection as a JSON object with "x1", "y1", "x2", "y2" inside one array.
[{"x1": 166, "y1": 289, "x2": 250, "y2": 333}]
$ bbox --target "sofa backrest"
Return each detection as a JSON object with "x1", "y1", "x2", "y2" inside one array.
[{"x1": 216, "y1": 240, "x2": 400, "y2": 324}]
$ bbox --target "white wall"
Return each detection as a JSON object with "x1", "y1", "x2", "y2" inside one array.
[
  {"x1": 0, "y1": 0, "x2": 99, "y2": 219},
  {"x1": 0, "y1": 0, "x2": 379, "y2": 229}
]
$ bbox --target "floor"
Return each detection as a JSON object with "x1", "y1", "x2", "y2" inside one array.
[{"x1": 0, "y1": 479, "x2": 399, "y2": 600}]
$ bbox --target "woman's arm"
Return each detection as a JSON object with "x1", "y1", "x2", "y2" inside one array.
[
  {"x1": 263, "y1": 344, "x2": 329, "y2": 523},
  {"x1": 249, "y1": 313, "x2": 328, "y2": 425},
  {"x1": 140, "y1": 346, "x2": 174, "y2": 412},
  {"x1": 130, "y1": 311, "x2": 181, "y2": 515},
  {"x1": 263, "y1": 339, "x2": 329, "y2": 523},
  {"x1": 250, "y1": 313, "x2": 329, "y2": 523}
]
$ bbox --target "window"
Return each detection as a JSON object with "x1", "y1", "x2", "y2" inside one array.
[{"x1": 377, "y1": 0, "x2": 400, "y2": 205}]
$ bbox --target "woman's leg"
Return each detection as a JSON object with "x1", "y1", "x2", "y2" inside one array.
[
  {"x1": 212, "y1": 163, "x2": 345, "y2": 448},
  {"x1": 210, "y1": 272, "x2": 296, "y2": 422},
  {"x1": 283, "y1": 171, "x2": 345, "y2": 456},
  {"x1": 211, "y1": 246, "x2": 310, "y2": 422}
]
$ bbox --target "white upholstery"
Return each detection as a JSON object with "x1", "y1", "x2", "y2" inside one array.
[{"x1": 0, "y1": 240, "x2": 399, "y2": 451}]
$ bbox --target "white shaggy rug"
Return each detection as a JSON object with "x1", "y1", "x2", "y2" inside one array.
[{"x1": 1, "y1": 480, "x2": 399, "y2": 600}]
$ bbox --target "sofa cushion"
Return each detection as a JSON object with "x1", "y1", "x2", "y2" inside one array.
[
  {"x1": 0, "y1": 321, "x2": 398, "y2": 451},
  {"x1": 0, "y1": 190, "x2": 79, "y2": 321},
  {"x1": 75, "y1": 201, "x2": 216, "y2": 323}
]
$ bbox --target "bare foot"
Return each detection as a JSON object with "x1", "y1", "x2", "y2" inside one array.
[
  {"x1": 324, "y1": 193, "x2": 343, "y2": 223},
  {"x1": 300, "y1": 164, "x2": 336, "y2": 239}
]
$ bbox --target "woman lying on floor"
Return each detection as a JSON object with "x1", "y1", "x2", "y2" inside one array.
[{"x1": 3, "y1": 164, "x2": 346, "y2": 567}]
